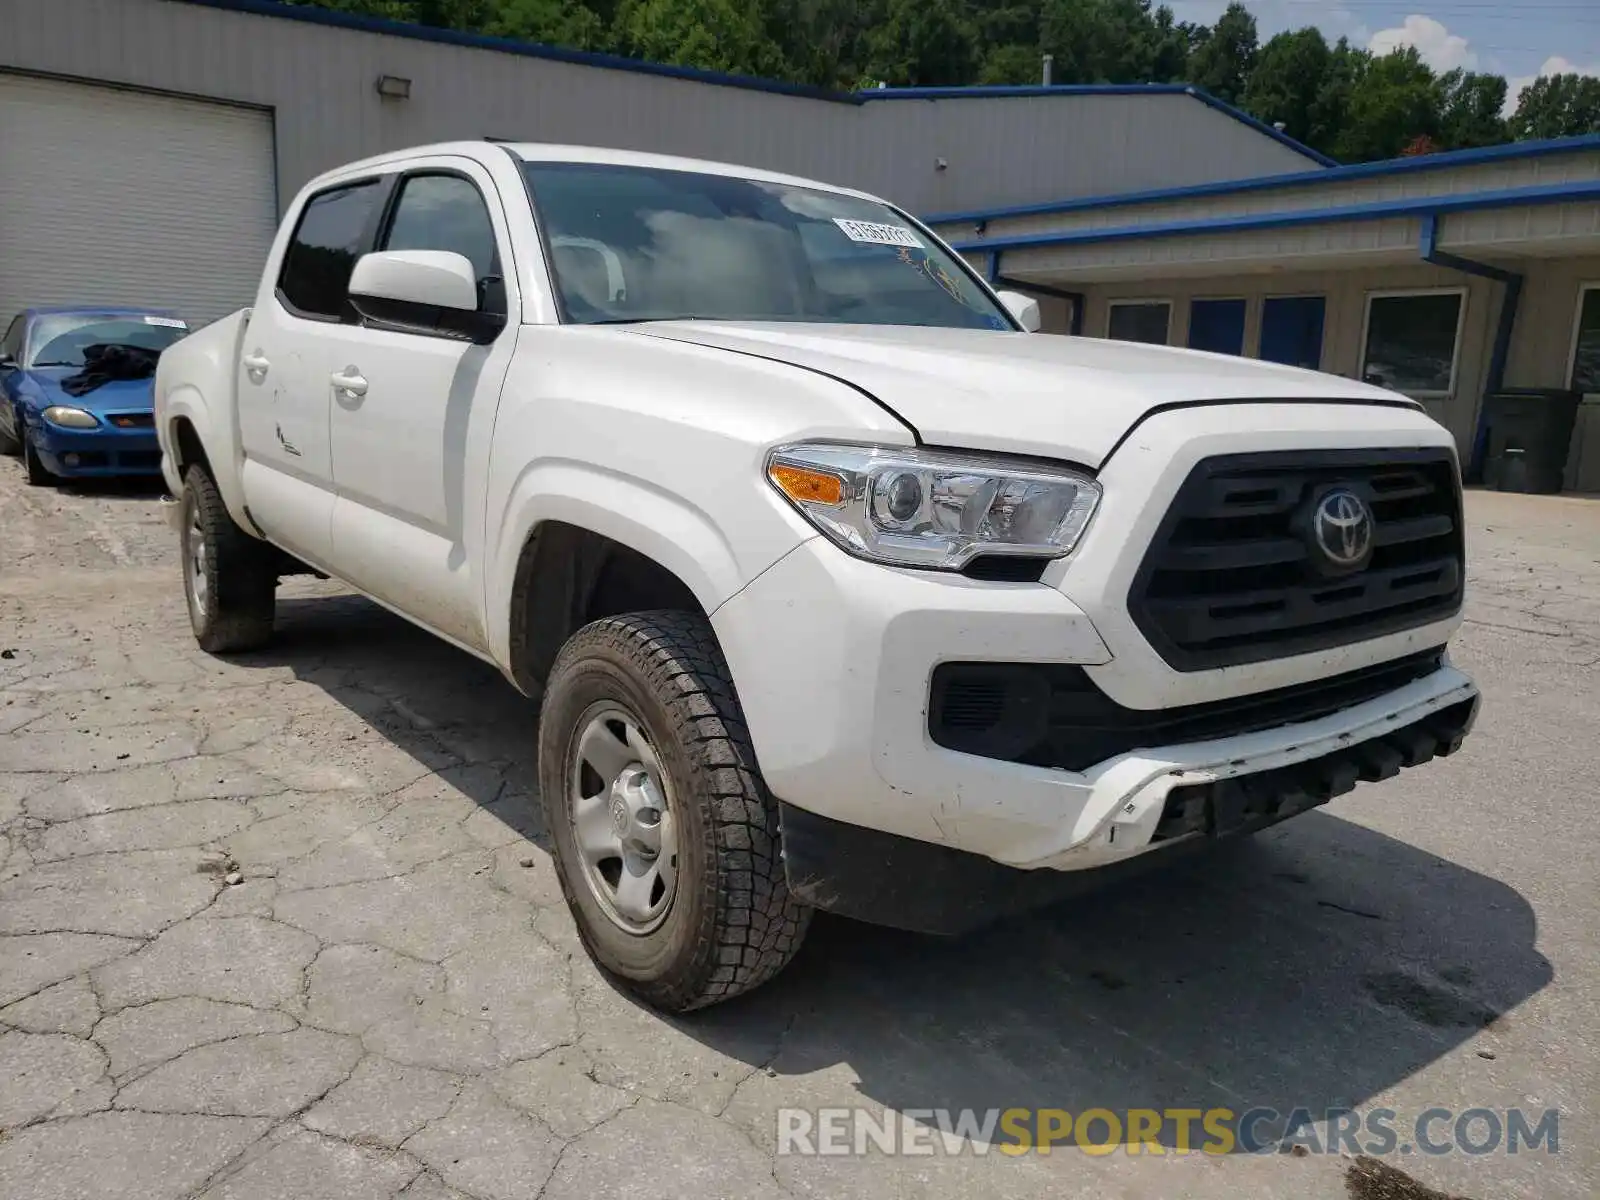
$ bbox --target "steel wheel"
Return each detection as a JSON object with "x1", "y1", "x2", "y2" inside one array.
[
  {"x1": 569, "y1": 703, "x2": 679, "y2": 933},
  {"x1": 185, "y1": 504, "x2": 210, "y2": 620}
]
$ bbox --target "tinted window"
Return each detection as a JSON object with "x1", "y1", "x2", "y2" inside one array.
[
  {"x1": 1, "y1": 317, "x2": 22, "y2": 360},
  {"x1": 1108, "y1": 302, "x2": 1170, "y2": 345},
  {"x1": 1361, "y1": 292, "x2": 1462, "y2": 394},
  {"x1": 523, "y1": 161, "x2": 1010, "y2": 330},
  {"x1": 278, "y1": 181, "x2": 383, "y2": 320},
  {"x1": 383, "y1": 175, "x2": 500, "y2": 283}
]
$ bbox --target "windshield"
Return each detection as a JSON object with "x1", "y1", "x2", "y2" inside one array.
[
  {"x1": 522, "y1": 162, "x2": 1013, "y2": 331},
  {"x1": 26, "y1": 314, "x2": 189, "y2": 368}
]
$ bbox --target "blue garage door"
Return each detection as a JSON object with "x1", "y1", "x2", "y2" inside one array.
[
  {"x1": 1188, "y1": 298, "x2": 1247, "y2": 355},
  {"x1": 1260, "y1": 296, "x2": 1326, "y2": 370}
]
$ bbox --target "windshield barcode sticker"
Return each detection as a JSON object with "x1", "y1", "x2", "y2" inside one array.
[
  {"x1": 143, "y1": 316, "x2": 188, "y2": 328},
  {"x1": 833, "y1": 218, "x2": 923, "y2": 248}
]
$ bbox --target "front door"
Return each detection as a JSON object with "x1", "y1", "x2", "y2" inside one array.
[
  {"x1": 236, "y1": 178, "x2": 388, "y2": 566},
  {"x1": 326, "y1": 163, "x2": 520, "y2": 652}
]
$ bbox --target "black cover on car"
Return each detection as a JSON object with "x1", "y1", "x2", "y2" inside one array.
[{"x1": 61, "y1": 343, "x2": 162, "y2": 397}]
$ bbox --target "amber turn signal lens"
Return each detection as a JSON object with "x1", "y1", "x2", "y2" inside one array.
[{"x1": 770, "y1": 463, "x2": 845, "y2": 506}]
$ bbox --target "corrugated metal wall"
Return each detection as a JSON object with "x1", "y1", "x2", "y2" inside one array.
[{"x1": 3, "y1": 0, "x2": 1317, "y2": 218}]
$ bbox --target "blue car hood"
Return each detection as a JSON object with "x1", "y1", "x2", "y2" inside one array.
[{"x1": 20, "y1": 368, "x2": 154, "y2": 413}]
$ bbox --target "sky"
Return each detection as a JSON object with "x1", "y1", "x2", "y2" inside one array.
[{"x1": 1167, "y1": 1, "x2": 1600, "y2": 113}]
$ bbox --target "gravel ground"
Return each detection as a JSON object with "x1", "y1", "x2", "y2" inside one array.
[{"x1": 0, "y1": 464, "x2": 1595, "y2": 1200}]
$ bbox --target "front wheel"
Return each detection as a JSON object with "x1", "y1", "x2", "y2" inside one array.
[
  {"x1": 539, "y1": 611, "x2": 811, "y2": 1012},
  {"x1": 0, "y1": 408, "x2": 19, "y2": 456},
  {"x1": 23, "y1": 429, "x2": 57, "y2": 486},
  {"x1": 180, "y1": 464, "x2": 277, "y2": 653}
]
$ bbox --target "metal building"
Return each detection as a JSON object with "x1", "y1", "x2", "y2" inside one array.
[
  {"x1": 2, "y1": 0, "x2": 1322, "y2": 327},
  {"x1": 931, "y1": 137, "x2": 1600, "y2": 491}
]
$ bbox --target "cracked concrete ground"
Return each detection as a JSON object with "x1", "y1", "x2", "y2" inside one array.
[{"x1": 1, "y1": 469, "x2": 1596, "y2": 1200}]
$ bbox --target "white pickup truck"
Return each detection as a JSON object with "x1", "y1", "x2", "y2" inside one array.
[{"x1": 156, "y1": 141, "x2": 1480, "y2": 1011}]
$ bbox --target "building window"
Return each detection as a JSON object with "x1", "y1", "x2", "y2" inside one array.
[
  {"x1": 1360, "y1": 289, "x2": 1465, "y2": 396},
  {"x1": 1108, "y1": 300, "x2": 1171, "y2": 345},
  {"x1": 1569, "y1": 285, "x2": 1600, "y2": 395}
]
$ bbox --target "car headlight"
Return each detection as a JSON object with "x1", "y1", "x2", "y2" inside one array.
[
  {"x1": 766, "y1": 442, "x2": 1101, "y2": 570},
  {"x1": 42, "y1": 406, "x2": 99, "y2": 429}
]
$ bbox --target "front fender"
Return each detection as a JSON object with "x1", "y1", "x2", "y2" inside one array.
[{"x1": 485, "y1": 458, "x2": 764, "y2": 668}]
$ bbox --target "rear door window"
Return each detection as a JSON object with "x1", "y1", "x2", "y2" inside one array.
[{"x1": 277, "y1": 181, "x2": 384, "y2": 321}]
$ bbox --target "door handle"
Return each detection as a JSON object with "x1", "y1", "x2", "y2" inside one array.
[
  {"x1": 330, "y1": 368, "x2": 368, "y2": 397},
  {"x1": 242, "y1": 351, "x2": 270, "y2": 377}
]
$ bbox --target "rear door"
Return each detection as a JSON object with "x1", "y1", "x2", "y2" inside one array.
[
  {"x1": 237, "y1": 178, "x2": 387, "y2": 566},
  {"x1": 324, "y1": 158, "x2": 521, "y2": 652}
]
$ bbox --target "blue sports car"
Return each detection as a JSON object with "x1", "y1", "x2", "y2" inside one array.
[{"x1": 0, "y1": 306, "x2": 191, "y2": 484}]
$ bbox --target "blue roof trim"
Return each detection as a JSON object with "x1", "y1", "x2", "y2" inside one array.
[
  {"x1": 927, "y1": 132, "x2": 1600, "y2": 226},
  {"x1": 173, "y1": 0, "x2": 861, "y2": 104},
  {"x1": 858, "y1": 84, "x2": 1195, "y2": 99},
  {"x1": 947, "y1": 177, "x2": 1600, "y2": 253},
  {"x1": 863, "y1": 83, "x2": 1334, "y2": 167}
]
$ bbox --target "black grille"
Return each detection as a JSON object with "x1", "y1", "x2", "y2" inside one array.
[
  {"x1": 928, "y1": 647, "x2": 1446, "y2": 772},
  {"x1": 1150, "y1": 696, "x2": 1476, "y2": 843},
  {"x1": 1129, "y1": 449, "x2": 1464, "y2": 671}
]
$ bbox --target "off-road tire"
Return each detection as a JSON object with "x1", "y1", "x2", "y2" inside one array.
[
  {"x1": 180, "y1": 464, "x2": 276, "y2": 653},
  {"x1": 539, "y1": 610, "x2": 812, "y2": 1011}
]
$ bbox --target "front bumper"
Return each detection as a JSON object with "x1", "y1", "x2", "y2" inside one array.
[
  {"x1": 782, "y1": 688, "x2": 1475, "y2": 935},
  {"x1": 710, "y1": 403, "x2": 1478, "y2": 880},
  {"x1": 714, "y1": 539, "x2": 1478, "y2": 873},
  {"x1": 31, "y1": 416, "x2": 161, "y2": 476}
]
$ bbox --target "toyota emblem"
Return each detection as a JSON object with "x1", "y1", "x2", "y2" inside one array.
[{"x1": 1312, "y1": 489, "x2": 1374, "y2": 569}]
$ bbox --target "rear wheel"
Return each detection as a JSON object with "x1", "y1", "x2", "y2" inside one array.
[
  {"x1": 539, "y1": 610, "x2": 811, "y2": 1012},
  {"x1": 180, "y1": 464, "x2": 276, "y2": 653}
]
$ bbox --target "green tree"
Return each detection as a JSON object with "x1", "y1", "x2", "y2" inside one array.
[
  {"x1": 1509, "y1": 73, "x2": 1600, "y2": 139},
  {"x1": 611, "y1": 0, "x2": 786, "y2": 77},
  {"x1": 981, "y1": 44, "x2": 1047, "y2": 85},
  {"x1": 1187, "y1": 1, "x2": 1256, "y2": 103},
  {"x1": 486, "y1": 0, "x2": 606, "y2": 50},
  {"x1": 1039, "y1": 0, "x2": 1164, "y2": 85},
  {"x1": 1334, "y1": 46, "x2": 1440, "y2": 162},
  {"x1": 1242, "y1": 27, "x2": 1329, "y2": 146},
  {"x1": 1436, "y1": 69, "x2": 1508, "y2": 149},
  {"x1": 864, "y1": 0, "x2": 978, "y2": 87}
]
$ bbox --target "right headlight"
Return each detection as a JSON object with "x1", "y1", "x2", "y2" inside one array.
[
  {"x1": 42, "y1": 405, "x2": 99, "y2": 429},
  {"x1": 766, "y1": 442, "x2": 1101, "y2": 571}
]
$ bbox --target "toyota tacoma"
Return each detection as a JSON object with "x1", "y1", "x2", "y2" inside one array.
[{"x1": 154, "y1": 142, "x2": 1480, "y2": 1011}]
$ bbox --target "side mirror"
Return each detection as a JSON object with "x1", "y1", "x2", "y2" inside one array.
[
  {"x1": 348, "y1": 250, "x2": 505, "y2": 344},
  {"x1": 0, "y1": 352, "x2": 16, "y2": 371},
  {"x1": 995, "y1": 290, "x2": 1042, "y2": 333}
]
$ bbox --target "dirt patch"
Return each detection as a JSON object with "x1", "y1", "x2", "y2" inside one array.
[
  {"x1": 1361, "y1": 971, "x2": 1500, "y2": 1029},
  {"x1": 1345, "y1": 1155, "x2": 1476, "y2": 1200}
]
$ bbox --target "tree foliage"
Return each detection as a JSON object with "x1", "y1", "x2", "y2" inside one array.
[{"x1": 284, "y1": 0, "x2": 1596, "y2": 163}]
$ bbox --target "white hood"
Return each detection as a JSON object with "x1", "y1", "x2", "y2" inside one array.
[{"x1": 632, "y1": 322, "x2": 1414, "y2": 468}]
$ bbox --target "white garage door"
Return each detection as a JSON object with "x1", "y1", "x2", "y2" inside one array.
[{"x1": 0, "y1": 73, "x2": 277, "y2": 330}]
